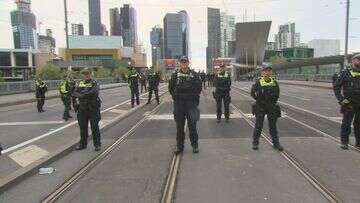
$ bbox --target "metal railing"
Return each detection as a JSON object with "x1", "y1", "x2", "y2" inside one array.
[
  {"x1": 238, "y1": 74, "x2": 333, "y2": 83},
  {"x1": 0, "y1": 77, "x2": 124, "y2": 95}
]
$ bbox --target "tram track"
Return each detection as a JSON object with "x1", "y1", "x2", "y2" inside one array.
[{"x1": 41, "y1": 94, "x2": 170, "y2": 203}]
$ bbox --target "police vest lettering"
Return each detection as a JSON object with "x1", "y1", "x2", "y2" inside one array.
[
  {"x1": 177, "y1": 72, "x2": 194, "y2": 78},
  {"x1": 217, "y1": 72, "x2": 229, "y2": 78},
  {"x1": 130, "y1": 73, "x2": 138, "y2": 78},
  {"x1": 60, "y1": 81, "x2": 68, "y2": 94},
  {"x1": 351, "y1": 71, "x2": 360, "y2": 77},
  {"x1": 259, "y1": 78, "x2": 276, "y2": 87},
  {"x1": 36, "y1": 81, "x2": 46, "y2": 88},
  {"x1": 78, "y1": 81, "x2": 93, "y2": 88}
]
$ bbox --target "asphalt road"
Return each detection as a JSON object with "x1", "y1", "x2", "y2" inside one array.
[
  {"x1": 0, "y1": 85, "x2": 145, "y2": 152},
  {"x1": 2, "y1": 82, "x2": 360, "y2": 203}
]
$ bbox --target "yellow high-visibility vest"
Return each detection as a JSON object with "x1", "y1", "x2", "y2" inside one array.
[
  {"x1": 259, "y1": 77, "x2": 276, "y2": 87},
  {"x1": 78, "y1": 80, "x2": 93, "y2": 88}
]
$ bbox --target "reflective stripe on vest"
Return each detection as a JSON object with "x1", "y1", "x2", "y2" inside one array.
[
  {"x1": 177, "y1": 72, "x2": 194, "y2": 78},
  {"x1": 36, "y1": 81, "x2": 46, "y2": 88},
  {"x1": 78, "y1": 81, "x2": 93, "y2": 88},
  {"x1": 60, "y1": 81, "x2": 68, "y2": 94},
  {"x1": 351, "y1": 71, "x2": 360, "y2": 77},
  {"x1": 259, "y1": 77, "x2": 276, "y2": 87},
  {"x1": 217, "y1": 72, "x2": 229, "y2": 78}
]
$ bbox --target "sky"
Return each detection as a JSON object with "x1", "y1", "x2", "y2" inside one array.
[{"x1": 0, "y1": 0, "x2": 359, "y2": 70}]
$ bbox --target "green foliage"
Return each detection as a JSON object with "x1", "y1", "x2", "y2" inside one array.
[
  {"x1": 0, "y1": 77, "x2": 4, "y2": 82},
  {"x1": 36, "y1": 63, "x2": 62, "y2": 80},
  {"x1": 113, "y1": 66, "x2": 130, "y2": 79},
  {"x1": 270, "y1": 56, "x2": 288, "y2": 65},
  {"x1": 94, "y1": 68, "x2": 111, "y2": 78}
]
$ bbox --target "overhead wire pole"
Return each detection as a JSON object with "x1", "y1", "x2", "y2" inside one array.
[
  {"x1": 344, "y1": 0, "x2": 350, "y2": 66},
  {"x1": 64, "y1": 0, "x2": 69, "y2": 50}
]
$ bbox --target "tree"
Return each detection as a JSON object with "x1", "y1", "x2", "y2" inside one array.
[
  {"x1": 113, "y1": 66, "x2": 130, "y2": 80},
  {"x1": 270, "y1": 56, "x2": 288, "y2": 65},
  {"x1": 0, "y1": 77, "x2": 4, "y2": 82},
  {"x1": 37, "y1": 63, "x2": 62, "y2": 80},
  {"x1": 94, "y1": 68, "x2": 111, "y2": 78}
]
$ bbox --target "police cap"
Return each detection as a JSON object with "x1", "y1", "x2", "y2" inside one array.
[
  {"x1": 352, "y1": 54, "x2": 360, "y2": 60},
  {"x1": 262, "y1": 65, "x2": 272, "y2": 71},
  {"x1": 81, "y1": 68, "x2": 91, "y2": 75},
  {"x1": 179, "y1": 56, "x2": 189, "y2": 63}
]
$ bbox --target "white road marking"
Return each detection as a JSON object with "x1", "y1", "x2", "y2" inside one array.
[
  {"x1": 281, "y1": 93, "x2": 310, "y2": 101},
  {"x1": 9, "y1": 145, "x2": 49, "y2": 167},
  {"x1": 148, "y1": 113, "x2": 244, "y2": 120},
  {"x1": 2, "y1": 85, "x2": 167, "y2": 155},
  {"x1": 109, "y1": 109, "x2": 127, "y2": 114},
  {"x1": 0, "y1": 121, "x2": 65, "y2": 126}
]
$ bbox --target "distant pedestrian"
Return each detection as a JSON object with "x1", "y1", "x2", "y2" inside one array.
[
  {"x1": 35, "y1": 77, "x2": 47, "y2": 112},
  {"x1": 200, "y1": 70, "x2": 207, "y2": 90}
]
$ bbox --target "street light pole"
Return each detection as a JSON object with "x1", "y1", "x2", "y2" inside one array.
[
  {"x1": 64, "y1": 0, "x2": 69, "y2": 50},
  {"x1": 344, "y1": 0, "x2": 350, "y2": 66}
]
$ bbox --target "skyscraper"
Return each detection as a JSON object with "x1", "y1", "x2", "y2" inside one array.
[
  {"x1": 38, "y1": 29, "x2": 56, "y2": 54},
  {"x1": 71, "y1": 24, "x2": 84, "y2": 36},
  {"x1": 164, "y1": 11, "x2": 190, "y2": 60},
  {"x1": 120, "y1": 4, "x2": 138, "y2": 47},
  {"x1": 220, "y1": 12, "x2": 235, "y2": 58},
  {"x1": 150, "y1": 26, "x2": 164, "y2": 66},
  {"x1": 274, "y1": 23, "x2": 300, "y2": 50},
  {"x1": 207, "y1": 8, "x2": 221, "y2": 73},
  {"x1": 10, "y1": 0, "x2": 37, "y2": 49},
  {"x1": 109, "y1": 8, "x2": 121, "y2": 36},
  {"x1": 88, "y1": 0, "x2": 102, "y2": 35}
]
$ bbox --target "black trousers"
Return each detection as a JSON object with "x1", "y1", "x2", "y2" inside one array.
[
  {"x1": 202, "y1": 81, "x2": 206, "y2": 89},
  {"x1": 216, "y1": 92, "x2": 231, "y2": 120},
  {"x1": 174, "y1": 100, "x2": 199, "y2": 149},
  {"x1": 61, "y1": 95, "x2": 71, "y2": 119},
  {"x1": 77, "y1": 108, "x2": 101, "y2": 147},
  {"x1": 253, "y1": 107, "x2": 280, "y2": 146},
  {"x1": 148, "y1": 87, "x2": 159, "y2": 103},
  {"x1": 340, "y1": 106, "x2": 360, "y2": 144},
  {"x1": 130, "y1": 86, "x2": 140, "y2": 106},
  {"x1": 37, "y1": 96, "x2": 45, "y2": 112}
]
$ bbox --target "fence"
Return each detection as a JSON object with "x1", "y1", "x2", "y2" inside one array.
[
  {"x1": 0, "y1": 77, "x2": 123, "y2": 95},
  {"x1": 238, "y1": 74, "x2": 333, "y2": 83}
]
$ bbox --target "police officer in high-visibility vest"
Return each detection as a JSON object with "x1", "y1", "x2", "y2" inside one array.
[
  {"x1": 59, "y1": 75, "x2": 72, "y2": 121},
  {"x1": 333, "y1": 54, "x2": 360, "y2": 150},
  {"x1": 213, "y1": 63, "x2": 231, "y2": 123},
  {"x1": 251, "y1": 65, "x2": 283, "y2": 151},
  {"x1": 169, "y1": 56, "x2": 202, "y2": 154},
  {"x1": 146, "y1": 66, "x2": 160, "y2": 104},
  {"x1": 35, "y1": 77, "x2": 48, "y2": 112},
  {"x1": 128, "y1": 67, "x2": 140, "y2": 108},
  {"x1": 72, "y1": 68, "x2": 102, "y2": 151}
]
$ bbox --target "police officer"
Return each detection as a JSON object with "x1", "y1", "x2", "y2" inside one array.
[
  {"x1": 333, "y1": 54, "x2": 360, "y2": 150},
  {"x1": 251, "y1": 65, "x2": 283, "y2": 151},
  {"x1": 140, "y1": 72, "x2": 147, "y2": 93},
  {"x1": 200, "y1": 70, "x2": 207, "y2": 89},
  {"x1": 59, "y1": 75, "x2": 72, "y2": 121},
  {"x1": 146, "y1": 66, "x2": 160, "y2": 104},
  {"x1": 213, "y1": 64, "x2": 231, "y2": 123},
  {"x1": 72, "y1": 68, "x2": 102, "y2": 151},
  {"x1": 169, "y1": 56, "x2": 202, "y2": 154},
  {"x1": 128, "y1": 67, "x2": 140, "y2": 108},
  {"x1": 35, "y1": 77, "x2": 47, "y2": 112}
]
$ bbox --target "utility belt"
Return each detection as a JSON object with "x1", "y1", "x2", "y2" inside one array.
[
  {"x1": 79, "y1": 98, "x2": 101, "y2": 110},
  {"x1": 252, "y1": 102, "x2": 281, "y2": 118}
]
